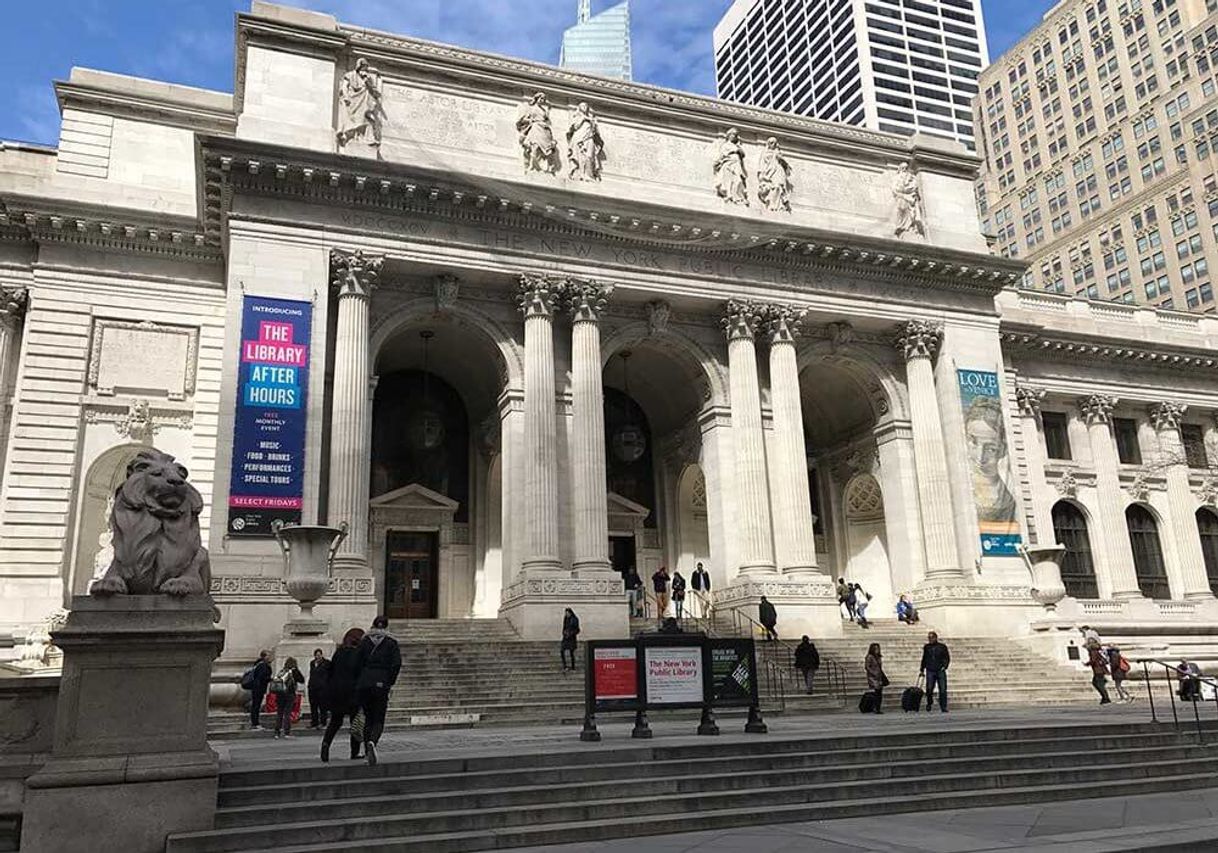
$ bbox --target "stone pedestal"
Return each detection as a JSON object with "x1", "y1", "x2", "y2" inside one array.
[
  {"x1": 714, "y1": 575, "x2": 841, "y2": 640},
  {"x1": 20, "y1": 596, "x2": 225, "y2": 853},
  {"x1": 499, "y1": 576, "x2": 628, "y2": 640}
]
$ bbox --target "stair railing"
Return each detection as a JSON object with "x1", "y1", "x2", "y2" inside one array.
[{"x1": 1135, "y1": 658, "x2": 1218, "y2": 744}]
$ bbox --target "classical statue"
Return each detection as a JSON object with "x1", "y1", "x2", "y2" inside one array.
[
  {"x1": 566, "y1": 101, "x2": 605, "y2": 181},
  {"x1": 893, "y1": 161, "x2": 926, "y2": 238},
  {"x1": 517, "y1": 93, "x2": 561, "y2": 174},
  {"x1": 337, "y1": 58, "x2": 386, "y2": 151},
  {"x1": 713, "y1": 128, "x2": 748, "y2": 205},
  {"x1": 90, "y1": 449, "x2": 211, "y2": 597},
  {"x1": 756, "y1": 137, "x2": 792, "y2": 212}
]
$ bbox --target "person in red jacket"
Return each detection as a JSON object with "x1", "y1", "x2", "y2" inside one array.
[{"x1": 1087, "y1": 644, "x2": 1112, "y2": 705}]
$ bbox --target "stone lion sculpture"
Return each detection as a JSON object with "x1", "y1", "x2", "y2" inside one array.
[{"x1": 90, "y1": 449, "x2": 211, "y2": 597}]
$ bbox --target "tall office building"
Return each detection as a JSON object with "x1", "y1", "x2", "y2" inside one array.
[
  {"x1": 975, "y1": 0, "x2": 1218, "y2": 312},
  {"x1": 559, "y1": 0, "x2": 633, "y2": 81},
  {"x1": 713, "y1": 0, "x2": 988, "y2": 148}
]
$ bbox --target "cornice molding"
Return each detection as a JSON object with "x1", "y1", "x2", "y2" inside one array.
[
  {"x1": 54, "y1": 80, "x2": 236, "y2": 137},
  {"x1": 1001, "y1": 329, "x2": 1218, "y2": 372},
  {"x1": 0, "y1": 204, "x2": 219, "y2": 264}
]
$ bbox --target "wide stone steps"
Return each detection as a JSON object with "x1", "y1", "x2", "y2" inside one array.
[{"x1": 167, "y1": 723, "x2": 1218, "y2": 852}]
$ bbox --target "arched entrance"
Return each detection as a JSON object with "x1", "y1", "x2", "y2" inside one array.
[
  {"x1": 1197, "y1": 507, "x2": 1218, "y2": 596},
  {"x1": 1127, "y1": 504, "x2": 1171, "y2": 600},
  {"x1": 67, "y1": 443, "x2": 147, "y2": 602},
  {"x1": 843, "y1": 473, "x2": 890, "y2": 606},
  {"x1": 1051, "y1": 500, "x2": 1098, "y2": 599}
]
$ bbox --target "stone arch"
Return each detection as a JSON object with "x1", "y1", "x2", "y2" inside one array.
[
  {"x1": 600, "y1": 321, "x2": 728, "y2": 410},
  {"x1": 66, "y1": 442, "x2": 148, "y2": 604},
  {"x1": 1126, "y1": 502, "x2": 1170, "y2": 599},
  {"x1": 796, "y1": 339, "x2": 909, "y2": 427},
  {"x1": 1050, "y1": 499, "x2": 1099, "y2": 599},
  {"x1": 841, "y1": 472, "x2": 893, "y2": 612},
  {"x1": 675, "y1": 462, "x2": 709, "y2": 575}
]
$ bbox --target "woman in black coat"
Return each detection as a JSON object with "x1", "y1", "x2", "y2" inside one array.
[
  {"x1": 320, "y1": 627, "x2": 365, "y2": 762},
  {"x1": 560, "y1": 608, "x2": 580, "y2": 671}
]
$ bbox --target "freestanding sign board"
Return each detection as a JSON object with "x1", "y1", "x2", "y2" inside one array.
[
  {"x1": 591, "y1": 645, "x2": 638, "y2": 709},
  {"x1": 643, "y1": 645, "x2": 703, "y2": 706}
]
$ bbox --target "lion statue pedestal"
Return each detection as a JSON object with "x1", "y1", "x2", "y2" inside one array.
[{"x1": 20, "y1": 451, "x2": 225, "y2": 853}]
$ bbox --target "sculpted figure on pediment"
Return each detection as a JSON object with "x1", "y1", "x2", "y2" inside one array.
[
  {"x1": 337, "y1": 58, "x2": 386, "y2": 152},
  {"x1": 892, "y1": 161, "x2": 926, "y2": 239},
  {"x1": 712, "y1": 128, "x2": 748, "y2": 205},
  {"x1": 517, "y1": 93, "x2": 561, "y2": 175},
  {"x1": 566, "y1": 102, "x2": 605, "y2": 181},
  {"x1": 756, "y1": 137, "x2": 792, "y2": 212}
]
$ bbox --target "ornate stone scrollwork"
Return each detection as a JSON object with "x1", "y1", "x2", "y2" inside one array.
[
  {"x1": 1014, "y1": 383, "x2": 1046, "y2": 417},
  {"x1": 721, "y1": 299, "x2": 765, "y2": 341},
  {"x1": 517, "y1": 93, "x2": 561, "y2": 175},
  {"x1": 565, "y1": 101, "x2": 605, "y2": 181},
  {"x1": 433, "y1": 274, "x2": 460, "y2": 313},
  {"x1": 1197, "y1": 476, "x2": 1218, "y2": 507},
  {"x1": 761, "y1": 303, "x2": 807, "y2": 345},
  {"x1": 0, "y1": 286, "x2": 28, "y2": 330},
  {"x1": 336, "y1": 58, "x2": 386, "y2": 153},
  {"x1": 516, "y1": 273, "x2": 563, "y2": 318},
  {"x1": 757, "y1": 137, "x2": 792, "y2": 212},
  {"x1": 1077, "y1": 394, "x2": 1117, "y2": 425},
  {"x1": 893, "y1": 319, "x2": 943, "y2": 361},
  {"x1": 1149, "y1": 401, "x2": 1187, "y2": 431},
  {"x1": 712, "y1": 127, "x2": 748, "y2": 205},
  {"x1": 1127, "y1": 471, "x2": 1153, "y2": 503},
  {"x1": 330, "y1": 249, "x2": 384, "y2": 298},
  {"x1": 646, "y1": 300, "x2": 671, "y2": 336},
  {"x1": 563, "y1": 279, "x2": 613, "y2": 322},
  {"x1": 1056, "y1": 470, "x2": 1079, "y2": 497}
]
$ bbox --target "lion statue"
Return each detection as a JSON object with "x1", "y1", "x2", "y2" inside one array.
[{"x1": 90, "y1": 449, "x2": 211, "y2": 597}]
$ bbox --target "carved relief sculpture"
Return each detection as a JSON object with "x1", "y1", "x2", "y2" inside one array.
[
  {"x1": 646, "y1": 300, "x2": 671, "y2": 336},
  {"x1": 336, "y1": 58, "x2": 386, "y2": 152},
  {"x1": 517, "y1": 93, "x2": 561, "y2": 175},
  {"x1": 713, "y1": 128, "x2": 748, "y2": 205},
  {"x1": 434, "y1": 274, "x2": 460, "y2": 313},
  {"x1": 892, "y1": 161, "x2": 926, "y2": 239},
  {"x1": 756, "y1": 137, "x2": 792, "y2": 212},
  {"x1": 566, "y1": 102, "x2": 605, "y2": 181},
  {"x1": 90, "y1": 449, "x2": 211, "y2": 597},
  {"x1": 0, "y1": 286, "x2": 28, "y2": 329}
]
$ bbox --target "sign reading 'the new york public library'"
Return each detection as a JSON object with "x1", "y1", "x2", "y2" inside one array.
[
  {"x1": 958, "y1": 368, "x2": 1022, "y2": 556},
  {"x1": 227, "y1": 296, "x2": 312, "y2": 536}
]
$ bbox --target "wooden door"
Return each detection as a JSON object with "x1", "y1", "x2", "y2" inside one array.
[{"x1": 385, "y1": 531, "x2": 438, "y2": 619}]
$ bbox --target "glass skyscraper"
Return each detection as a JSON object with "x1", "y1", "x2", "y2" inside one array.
[{"x1": 559, "y1": 0, "x2": 632, "y2": 81}]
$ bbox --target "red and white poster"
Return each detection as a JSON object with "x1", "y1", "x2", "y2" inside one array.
[
  {"x1": 593, "y1": 646, "x2": 638, "y2": 701},
  {"x1": 644, "y1": 647, "x2": 703, "y2": 705}
]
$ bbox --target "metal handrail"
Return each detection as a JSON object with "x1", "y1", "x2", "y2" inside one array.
[{"x1": 1134, "y1": 657, "x2": 1218, "y2": 744}]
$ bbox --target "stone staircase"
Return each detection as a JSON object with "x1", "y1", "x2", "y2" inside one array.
[{"x1": 168, "y1": 721, "x2": 1218, "y2": 852}]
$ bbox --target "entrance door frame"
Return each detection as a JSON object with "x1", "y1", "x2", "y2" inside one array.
[
  {"x1": 384, "y1": 529, "x2": 440, "y2": 619},
  {"x1": 369, "y1": 483, "x2": 467, "y2": 619}
]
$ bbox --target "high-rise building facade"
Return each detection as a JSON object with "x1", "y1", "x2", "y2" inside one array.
[
  {"x1": 975, "y1": 0, "x2": 1218, "y2": 312},
  {"x1": 559, "y1": 0, "x2": 632, "y2": 81},
  {"x1": 713, "y1": 0, "x2": 988, "y2": 148}
]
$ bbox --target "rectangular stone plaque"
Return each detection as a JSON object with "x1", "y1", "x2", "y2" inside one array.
[{"x1": 88, "y1": 318, "x2": 199, "y2": 400}]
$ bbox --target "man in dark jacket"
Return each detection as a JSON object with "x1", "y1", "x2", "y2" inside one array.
[
  {"x1": 356, "y1": 615, "x2": 402, "y2": 766},
  {"x1": 308, "y1": 648, "x2": 331, "y2": 729},
  {"x1": 691, "y1": 562, "x2": 711, "y2": 618},
  {"x1": 247, "y1": 650, "x2": 272, "y2": 729},
  {"x1": 652, "y1": 566, "x2": 670, "y2": 622},
  {"x1": 919, "y1": 631, "x2": 951, "y2": 712},
  {"x1": 794, "y1": 636, "x2": 820, "y2": 695},
  {"x1": 758, "y1": 596, "x2": 778, "y2": 641},
  {"x1": 624, "y1": 568, "x2": 644, "y2": 617}
]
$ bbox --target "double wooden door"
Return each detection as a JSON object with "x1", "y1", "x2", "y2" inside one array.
[{"x1": 385, "y1": 531, "x2": 438, "y2": 619}]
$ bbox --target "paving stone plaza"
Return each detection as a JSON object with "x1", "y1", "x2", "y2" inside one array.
[{"x1": 4, "y1": 1, "x2": 1218, "y2": 851}]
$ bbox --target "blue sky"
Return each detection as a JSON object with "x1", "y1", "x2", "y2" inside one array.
[{"x1": 2, "y1": 1, "x2": 1055, "y2": 147}]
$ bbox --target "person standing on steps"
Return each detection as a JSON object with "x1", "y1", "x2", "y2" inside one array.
[
  {"x1": 1087, "y1": 642, "x2": 1112, "y2": 705},
  {"x1": 795, "y1": 635, "x2": 820, "y2": 695},
  {"x1": 671, "y1": 570, "x2": 687, "y2": 620},
  {"x1": 244, "y1": 649, "x2": 273, "y2": 730},
  {"x1": 836, "y1": 577, "x2": 854, "y2": 621},
  {"x1": 865, "y1": 642, "x2": 888, "y2": 713},
  {"x1": 357, "y1": 615, "x2": 402, "y2": 766},
  {"x1": 320, "y1": 627, "x2": 365, "y2": 763},
  {"x1": 758, "y1": 595, "x2": 778, "y2": 641},
  {"x1": 1106, "y1": 644, "x2": 1133, "y2": 703},
  {"x1": 270, "y1": 656, "x2": 305, "y2": 739},
  {"x1": 691, "y1": 562, "x2": 711, "y2": 618},
  {"x1": 307, "y1": 648, "x2": 331, "y2": 729},
  {"x1": 624, "y1": 567, "x2": 644, "y2": 618},
  {"x1": 652, "y1": 566, "x2": 671, "y2": 622},
  {"x1": 561, "y1": 607, "x2": 580, "y2": 671},
  {"x1": 919, "y1": 631, "x2": 951, "y2": 713}
]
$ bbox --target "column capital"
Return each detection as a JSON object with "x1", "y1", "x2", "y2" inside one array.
[
  {"x1": 516, "y1": 273, "x2": 563, "y2": 318},
  {"x1": 330, "y1": 249, "x2": 384, "y2": 299},
  {"x1": 1149, "y1": 401, "x2": 1187, "y2": 432},
  {"x1": 1078, "y1": 394, "x2": 1118, "y2": 425},
  {"x1": 893, "y1": 319, "x2": 942, "y2": 361},
  {"x1": 564, "y1": 279, "x2": 613, "y2": 323},
  {"x1": 722, "y1": 299, "x2": 765, "y2": 342},
  {"x1": 1014, "y1": 383, "x2": 1046, "y2": 417},
  {"x1": 0, "y1": 287, "x2": 28, "y2": 330},
  {"x1": 762, "y1": 303, "x2": 807, "y2": 345}
]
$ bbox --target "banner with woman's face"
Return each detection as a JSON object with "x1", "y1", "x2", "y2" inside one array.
[{"x1": 958, "y1": 369, "x2": 1022, "y2": 556}]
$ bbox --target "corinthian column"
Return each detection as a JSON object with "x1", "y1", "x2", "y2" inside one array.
[
  {"x1": 0, "y1": 288, "x2": 28, "y2": 478},
  {"x1": 566, "y1": 280, "x2": 613, "y2": 575},
  {"x1": 327, "y1": 249, "x2": 382, "y2": 570},
  {"x1": 1078, "y1": 395, "x2": 1141, "y2": 598},
  {"x1": 1151, "y1": 402, "x2": 1213, "y2": 599},
  {"x1": 518, "y1": 274, "x2": 564, "y2": 574},
  {"x1": 894, "y1": 320, "x2": 960, "y2": 577},
  {"x1": 1015, "y1": 383, "x2": 1056, "y2": 545},
  {"x1": 764, "y1": 304, "x2": 819, "y2": 576},
  {"x1": 723, "y1": 300, "x2": 776, "y2": 575}
]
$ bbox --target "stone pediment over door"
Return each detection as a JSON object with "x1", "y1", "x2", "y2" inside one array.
[
  {"x1": 607, "y1": 491, "x2": 649, "y2": 537},
  {"x1": 370, "y1": 483, "x2": 459, "y2": 527}
]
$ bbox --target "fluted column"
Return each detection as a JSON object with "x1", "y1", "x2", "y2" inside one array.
[
  {"x1": 0, "y1": 288, "x2": 28, "y2": 483},
  {"x1": 1151, "y1": 402, "x2": 1213, "y2": 599},
  {"x1": 328, "y1": 249, "x2": 382, "y2": 570},
  {"x1": 566, "y1": 280, "x2": 613, "y2": 575},
  {"x1": 518, "y1": 275, "x2": 564, "y2": 573},
  {"x1": 764, "y1": 304, "x2": 819, "y2": 576},
  {"x1": 894, "y1": 320, "x2": 960, "y2": 577},
  {"x1": 1015, "y1": 383, "x2": 1056, "y2": 545},
  {"x1": 723, "y1": 300, "x2": 776, "y2": 575},
  {"x1": 1078, "y1": 395, "x2": 1142, "y2": 598}
]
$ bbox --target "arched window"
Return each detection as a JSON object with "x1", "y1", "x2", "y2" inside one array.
[
  {"x1": 1196, "y1": 508, "x2": 1218, "y2": 596},
  {"x1": 1051, "y1": 501, "x2": 1098, "y2": 599},
  {"x1": 1127, "y1": 505, "x2": 1171, "y2": 600}
]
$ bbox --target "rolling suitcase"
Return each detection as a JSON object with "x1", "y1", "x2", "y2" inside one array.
[
  {"x1": 901, "y1": 675, "x2": 925, "y2": 713},
  {"x1": 858, "y1": 691, "x2": 878, "y2": 713}
]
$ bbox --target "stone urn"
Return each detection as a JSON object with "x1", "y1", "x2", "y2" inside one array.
[
  {"x1": 1022, "y1": 544, "x2": 1068, "y2": 611},
  {"x1": 273, "y1": 522, "x2": 348, "y2": 631}
]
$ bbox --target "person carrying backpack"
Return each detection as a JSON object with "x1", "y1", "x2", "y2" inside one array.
[
  {"x1": 270, "y1": 656, "x2": 306, "y2": 738},
  {"x1": 356, "y1": 615, "x2": 402, "y2": 766},
  {"x1": 241, "y1": 650, "x2": 273, "y2": 730},
  {"x1": 1106, "y1": 645, "x2": 1133, "y2": 703}
]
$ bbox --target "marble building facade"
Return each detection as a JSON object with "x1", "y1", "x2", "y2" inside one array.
[{"x1": 2, "y1": 2, "x2": 1218, "y2": 660}]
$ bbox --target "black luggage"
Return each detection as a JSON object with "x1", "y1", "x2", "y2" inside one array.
[
  {"x1": 858, "y1": 691, "x2": 878, "y2": 713},
  {"x1": 901, "y1": 684, "x2": 924, "y2": 712}
]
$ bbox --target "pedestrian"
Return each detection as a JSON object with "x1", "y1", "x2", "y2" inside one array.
[
  {"x1": 652, "y1": 566, "x2": 670, "y2": 621},
  {"x1": 320, "y1": 627, "x2": 365, "y2": 763},
  {"x1": 1087, "y1": 643, "x2": 1112, "y2": 705},
  {"x1": 919, "y1": 631, "x2": 950, "y2": 713},
  {"x1": 758, "y1": 595, "x2": 778, "y2": 641},
  {"x1": 356, "y1": 615, "x2": 402, "y2": 766},
  {"x1": 1178, "y1": 660, "x2": 1202, "y2": 701},
  {"x1": 853, "y1": 584, "x2": 872, "y2": 628},
  {"x1": 243, "y1": 649, "x2": 272, "y2": 730},
  {"x1": 270, "y1": 656, "x2": 305, "y2": 738},
  {"x1": 794, "y1": 635, "x2": 820, "y2": 695},
  {"x1": 1080, "y1": 624, "x2": 1101, "y2": 649},
  {"x1": 307, "y1": 648, "x2": 331, "y2": 729},
  {"x1": 624, "y1": 567, "x2": 644, "y2": 617},
  {"x1": 561, "y1": 607, "x2": 580, "y2": 671},
  {"x1": 1106, "y1": 644, "x2": 1133, "y2": 703},
  {"x1": 691, "y1": 561, "x2": 711, "y2": 617},
  {"x1": 865, "y1": 642, "x2": 888, "y2": 714},
  {"x1": 896, "y1": 594, "x2": 919, "y2": 624},
  {"x1": 671, "y1": 570, "x2": 687, "y2": 620},
  {"x1": 836, "y1": 578, "x2": 854, "y2": 621}
]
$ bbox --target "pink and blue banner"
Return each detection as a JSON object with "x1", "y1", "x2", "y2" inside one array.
[
  {"x1": 227, "y1": 296, "x2": 312, "y2": 536},
  {"x1": 958, "y1": 369, "x2": 1022, "y2": 556}
]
